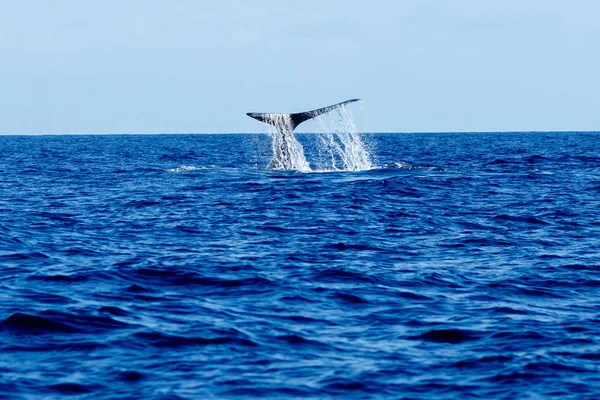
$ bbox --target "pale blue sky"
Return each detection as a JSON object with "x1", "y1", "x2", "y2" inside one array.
[{"x1": 1, "y1": 0, "x2": 599, "y2": 134}]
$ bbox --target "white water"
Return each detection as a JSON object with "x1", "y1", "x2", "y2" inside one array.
[
  {"x1": 263, "y1": 114, "x2": 311, "y2": 172},
  {"x1": 260, "y1": 103, "x2": 373, "y2": 172},
  {"x1": 313, "y1": 104, "x2": 373, "y2": 172},
  {"x1": 168, "y1": 165, "x2": 211, "y2": 173}
]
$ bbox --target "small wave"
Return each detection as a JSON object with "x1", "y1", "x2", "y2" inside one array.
[
  {"x1": 385, "y1": 161, "x2": 443, "y2": 171},
  {"x1": 490, "y1": 330, "x2": 547, "y2": 340},
  {"x1": 124, "y1": 284, "x2": 154, "y2": 293},
  {"x1": 523, "y1": 154, "x2": 550, "y2": 163},
  {"x1": 322, "y1": 379, "x2": 375, "y2": 394},
  {"x1": 303, "y1": 166, "x2": 374, "y2": 173},
  {"x1": 1, "y1": 313, "x2": 77, "y2": 333},
  {"x1": 577, "y1": 353, "x2": 600, "y2": 360},
  {"x1": 133, "y1": 331, "x2": 257, "y2": 348},
  {"x1": 311, "y1": 267, "x2": 379, "y2": 284},
  {"x1": 492, "y1": 214, "x2": 550, "y2": 225},
  {"x1": 125, "y1": 200, "x2": 162, "y2": 208},
  {"x1": 98, "y1": 306, "x2": 129, "y2": 316},
  {"x1": 451, "y1": 355, "x2": 513, "y2": 369},
  {"x1": 113, "y1": 370, "x2": 146, "y2": 382},
  {"x1": 168, "y1": 165, "x2": 213, "y2": 173},
  {"x1": 49, "y1": 383, "x2": 94, "y2": 395},
  {"x1": 330, "y1": 291, "x2": 370, "y2": 304},
  {"x1": 412, "y1": 328, "x2": 482, "y2": 344},
  {"x1": 275, "y1": 334, "x2": 332, "y2": 349},
  {"x1": 0, "y1": 311, "x2": 131, "y2": 335},
  {"x1": 219, "y1": 387, "x2": 313, "y2": 398},
  {"x1": 523, "y1": 361, "x2": 592, "y2": 373},
  {"x1": 490, "y1": 306, "x2": 529, "y2": 315},
  {"x1": 131, "y1": 267, "x2": 274, "y2": 290},
  {"x1": 488, "y1": 158, "x2": 519, "y2": 165},
  {"x1": 112, "y1": 167, "x2": 163, "y2": 174},
  {"x1": 26, "y1": 274, "x2": 87, "y2": 283},
  {"x1": 393, "y1": 290, "x2": 432, "y2": 301},
  {"x1": 486, "y1": 371, "x2": 541, "y2": 384},
  {"x1": 0, "y1": 252, "x2": 50, "y2": 262},
  {"x1": 324, "y1": 242, "x2": 383, "y2": 251}
]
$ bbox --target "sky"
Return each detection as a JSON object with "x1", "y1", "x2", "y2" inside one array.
[{"x1": 1, "y1": 0, "x2": 599, "y2": 134}]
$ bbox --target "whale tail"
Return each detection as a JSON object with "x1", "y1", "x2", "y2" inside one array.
[{"x1": 247, "y1": 98, "x2": 361, "y2": 130}]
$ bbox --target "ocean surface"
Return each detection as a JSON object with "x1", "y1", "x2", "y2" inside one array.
[{"x1": 1, "y1": 132, "x2": 600, "y2": 399}]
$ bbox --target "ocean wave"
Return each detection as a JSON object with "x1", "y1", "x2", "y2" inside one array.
[{"x1": 2, "y1": 133, "x2": 600, "y2": 398}]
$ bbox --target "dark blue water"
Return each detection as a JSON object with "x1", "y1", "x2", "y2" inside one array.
[{"x1": 1, "y1": 132, "x2": 600, "y2": 399}]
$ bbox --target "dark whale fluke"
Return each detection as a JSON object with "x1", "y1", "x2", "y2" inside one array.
[
  {"x1": 247, "y1": 99, "x2": 361, "y2": 170},
  {"x1": 247, "y1": 98, "x2": 361, "y2": 130}
]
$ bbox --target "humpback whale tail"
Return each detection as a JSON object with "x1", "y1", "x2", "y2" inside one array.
[
  {"x1": 247, "y1": 98, "x2": 361, "y2": 130},
  {"x1": 246, "y1": 98, "x2": 362, "y2": 171}
]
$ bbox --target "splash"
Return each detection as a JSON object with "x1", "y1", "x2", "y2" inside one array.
[
  {"x1": 255, "y1": 102, "x2": 372, "y2": 172},
  {"x1": 262, "y1": 114, "x2": 311, "y2": 172},
  {"x1": 168, "y1": 165, "x2": 213, "y2": 173},
  {"x1": 313, "y1": 104, "x2": 373, "y2": 171}
]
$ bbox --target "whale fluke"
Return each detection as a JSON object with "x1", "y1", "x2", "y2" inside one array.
[
  {"x1": 246, "y1": 98, "x2": 362, "y2": 170},
  {"x1": 247, "y1": 98, "x2": 361, "y2": 130}
]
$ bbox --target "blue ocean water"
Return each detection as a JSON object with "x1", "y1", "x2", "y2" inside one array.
[{"x1": 1, "y1": 132, "x2": 599, "y2": 399}]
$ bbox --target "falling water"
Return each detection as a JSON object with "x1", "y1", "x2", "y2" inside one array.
[
  {"x1": 257, "y1": 103, "x2": 372, "y2": 172},
  {"x1": 263, "y1": 114, "x2": 311, "y2": 172},
  {"x1": 313, "y1": 104, "x2": 373, "y2": 171}
]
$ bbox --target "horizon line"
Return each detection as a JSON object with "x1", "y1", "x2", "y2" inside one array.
[{"x1": 1, "y1": 130, "x2": 599, "y2": 136}]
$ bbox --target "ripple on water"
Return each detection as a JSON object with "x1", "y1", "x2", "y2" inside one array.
[{"x1": 1, "y1": 133, "x2": 600, "y2": 398}]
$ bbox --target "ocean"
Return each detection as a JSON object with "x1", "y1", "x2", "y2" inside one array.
[{"x1": 1, "y1": 132, "x2": 599, "y2": 399}]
